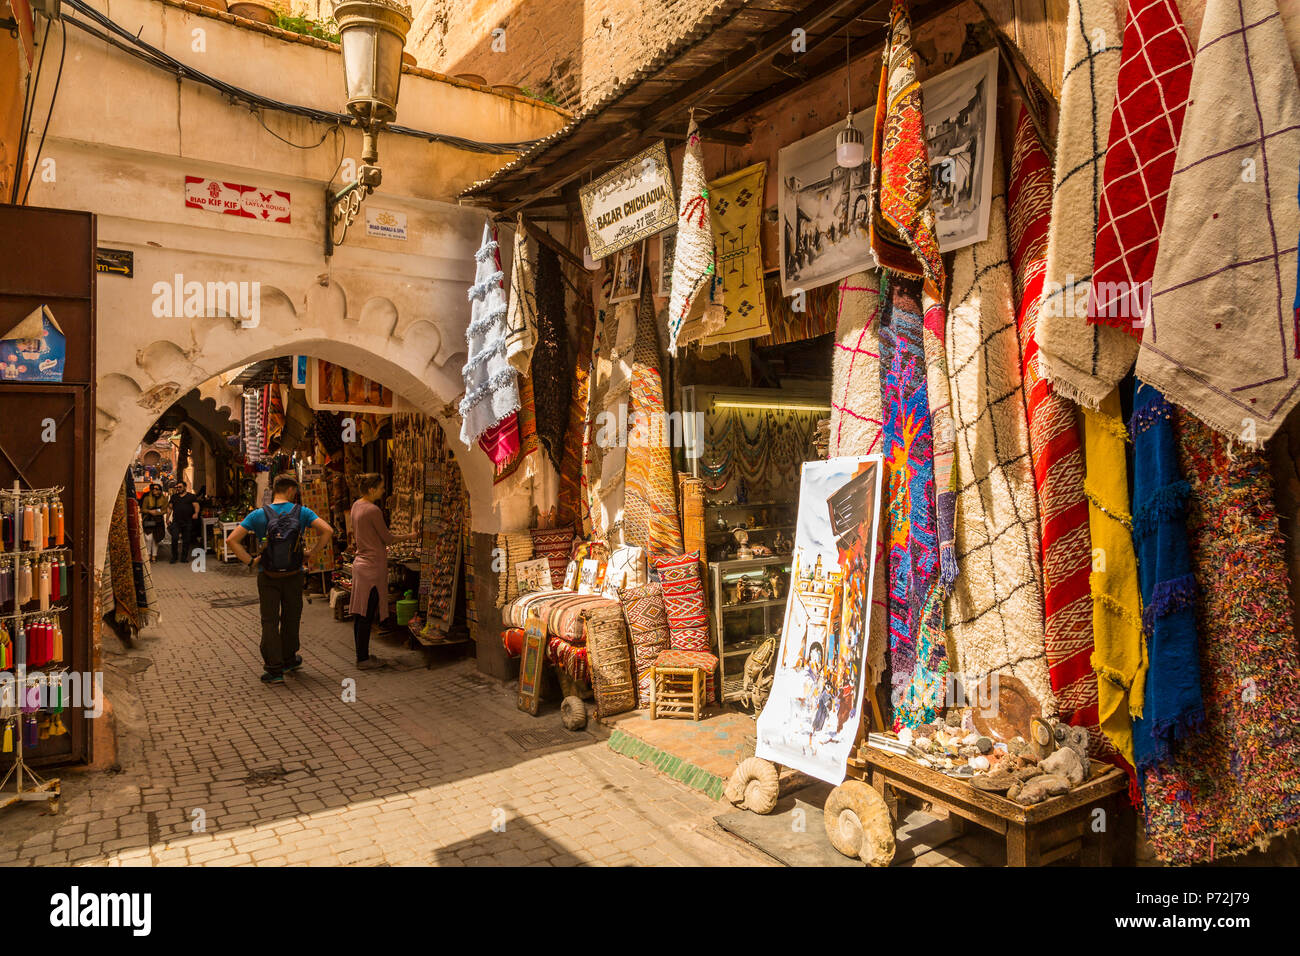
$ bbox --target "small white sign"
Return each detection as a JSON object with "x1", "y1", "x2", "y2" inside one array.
[{"x1": 365, "y1": 207, "x2": 408, "y2": 240}]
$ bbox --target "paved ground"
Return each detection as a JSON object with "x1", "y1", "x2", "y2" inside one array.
[{"x1": 0, "y1": 560, "x2": 775, "y2": 867}]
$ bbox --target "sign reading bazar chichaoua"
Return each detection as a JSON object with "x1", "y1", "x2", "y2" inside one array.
[{"x1": 579, "y1": 141, "x2": 677, "y2": 260}]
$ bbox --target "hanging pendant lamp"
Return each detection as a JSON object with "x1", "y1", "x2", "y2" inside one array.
[{"x1": 836, "y1": 32, "x2": 866, "y2": 169}]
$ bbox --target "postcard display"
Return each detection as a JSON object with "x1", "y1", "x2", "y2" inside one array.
[{"x1": 756, "y1": 456, "x2": 884, "y2": 784}]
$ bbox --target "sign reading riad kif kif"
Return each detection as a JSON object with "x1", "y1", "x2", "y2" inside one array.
[
  {"x1": 184, "y1": 176, "x2": 291, "y2": 223},
  {"x1": 579, "y1": 140, "x2": 677, "y2": 260}
]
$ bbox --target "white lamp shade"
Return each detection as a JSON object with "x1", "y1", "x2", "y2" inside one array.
[
  {"x1": 334, "y1": 0, "x2": 413, "y2": 127},
  {"x1": 836, "y1": 120, "x2": 866, "y2": 168}
]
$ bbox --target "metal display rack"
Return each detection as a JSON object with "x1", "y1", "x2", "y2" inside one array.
[{"x1": 1, "y1": 481, "x2": 66, "y2": 815}]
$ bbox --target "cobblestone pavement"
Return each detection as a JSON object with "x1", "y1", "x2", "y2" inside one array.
[{"x1": 0, "y1": 561, "x2": 775, "y2": 867}]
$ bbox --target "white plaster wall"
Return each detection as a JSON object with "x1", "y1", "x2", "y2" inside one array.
[{"x1": 21, "y1": 0, "x2": 567, "y2": 567}]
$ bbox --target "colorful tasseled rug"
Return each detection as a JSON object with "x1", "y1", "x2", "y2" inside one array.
[
  {"x1": 880, "y1": 274, "x2": 947, "y2": 729},
  {"x1": 1139, "y1": 413, "x2": 1300, "y2": 863},
  {"x1": 869, "y1": 0, "x2": 945, "y2": 301},
  {"x1": 1006, "y1": 103, "x2": 1110, "y2": 759}
]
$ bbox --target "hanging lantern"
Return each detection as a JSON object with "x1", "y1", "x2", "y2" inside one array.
[
  {"x1": 836, "y1": 113, "x2": 866, "y2": 168},
  {"x1": 334, "y1": 0, "x2": 413, "y2": 129}
]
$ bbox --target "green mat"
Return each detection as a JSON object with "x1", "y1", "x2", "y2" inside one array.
[{"x1": 607, "y1": 728, "x2": 726, "y2": 800}]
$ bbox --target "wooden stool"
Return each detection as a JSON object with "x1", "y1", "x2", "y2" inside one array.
[{"x1": 651, "y1": 665, "x2": 704, "y2": 720}]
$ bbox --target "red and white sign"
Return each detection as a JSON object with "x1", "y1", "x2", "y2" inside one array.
[{"x1": 185, "y1": 177, "x2": 291, "y2": 223}]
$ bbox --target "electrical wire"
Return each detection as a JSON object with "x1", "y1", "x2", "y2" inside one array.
[
  {"x1": 10, "y1": 18, "x2": 50, "y2": 203},
  {"x1": 21, "y1": 18, "x2": 67, "y2": 205},
  {"x1": 59, "y1": 0, "x2": 544, "y2": 155}
]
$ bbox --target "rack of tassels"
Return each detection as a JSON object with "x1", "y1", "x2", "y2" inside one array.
[{"x1": 1, "y1": 481, "x2": 64, "y2": 815}]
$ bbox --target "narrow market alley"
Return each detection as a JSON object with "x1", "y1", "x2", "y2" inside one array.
[{"x1": 0, "y1": 560, "x2": 774, "y2": 867}]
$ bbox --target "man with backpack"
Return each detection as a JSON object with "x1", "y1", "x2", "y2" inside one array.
[{"x1": 226, "y1": 473, "x2": 334, "y2": 684}]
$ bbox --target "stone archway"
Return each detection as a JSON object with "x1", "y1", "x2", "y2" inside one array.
[{"x1": 93, "y1": 277, "x2": 487, "y2": 570}]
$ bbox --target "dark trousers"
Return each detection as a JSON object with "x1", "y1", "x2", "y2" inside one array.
[
  {"x1": 353, "y1": 587, "x2": 380, "y2": 662},
  {"x1": 258, "y1": 571, "x2": 304, "y2": 675},
  {"x1": 169, "y1": 521, "x2": 193, "y2": 562}
]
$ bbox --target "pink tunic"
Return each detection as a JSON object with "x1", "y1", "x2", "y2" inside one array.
[{"x1": 348, "y1": 499, "x2": 394, "y2": 618}]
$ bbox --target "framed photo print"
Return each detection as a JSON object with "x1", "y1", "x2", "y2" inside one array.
[
  {"x1": 609, "y1": 241, "x2": 646, "y2": 304},
  {"x1": 921, "y1": 48, "x2": 999, "y2": 253}
]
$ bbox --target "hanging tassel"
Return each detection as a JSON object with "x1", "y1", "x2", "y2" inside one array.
[
  {"x1": 25, "y1": 717, "x2": 37, "y2": 747},
  {"x1": 39, "y1": 500, "x2": 49, "y2": 547},
  {"x1": 52, "y1": 618, "x2": 63, "y2": 661},
  {"x1": 2, "y1": 721, "x2": 11, "y2": 753},
  {"x1": 54, "y1": 500, "x2": 64, "y2": 546}
]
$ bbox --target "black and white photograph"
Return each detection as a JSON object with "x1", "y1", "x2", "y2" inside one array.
[
  {"x1": 922, "y1": 48, "x2": 999, "y2": 252},
  {"x1": 778, "y1": 121, "x2": 874, "y2": 296},
  {"x1": 609, "y1": 240, "x2": 646, "y2": 303}
]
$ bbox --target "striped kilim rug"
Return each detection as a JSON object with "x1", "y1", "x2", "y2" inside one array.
[
  {"x1": 1008, "y1": 104, "x2": 1110, "y2": 758},
  {"x1": 623, "y1": 277, "x2": 683, "y2": 562},
  {"x1": 944, "y1": 153, "x2": 1054, "y2": 717}
]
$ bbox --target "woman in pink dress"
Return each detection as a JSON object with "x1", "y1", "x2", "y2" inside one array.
[{"x1": 349, "y1": 473, "x2": 417, "y2": 669}]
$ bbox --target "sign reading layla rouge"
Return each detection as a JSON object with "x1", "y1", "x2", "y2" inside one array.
[{"x1": 185, "y1": 176, "x2": 291, "y2": 223}]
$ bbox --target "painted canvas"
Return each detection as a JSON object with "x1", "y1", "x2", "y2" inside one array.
[{"x1": 756, "y1": 455, "x2": 884, "y2": 784}]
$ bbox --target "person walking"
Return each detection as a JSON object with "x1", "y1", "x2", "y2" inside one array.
[
  {"x1": 226, "y1": 472, "x2": 333, "y2": 685},
  {"x1": 139, "y1": 482, "x2": 167, "y2": 561},
  {"x1": 349, "y1": 473, "x2": 417, "y2": 670},
  {"x1": 167, "y1": 481, "x2": 199, "y2": 563}
]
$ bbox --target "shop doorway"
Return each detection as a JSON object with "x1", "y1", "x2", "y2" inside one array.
[{"x1": 101, "y1": 353, "x2": 477, "y2": 664}]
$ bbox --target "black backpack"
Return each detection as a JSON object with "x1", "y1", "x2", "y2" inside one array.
[{"x1": 261, "y1": 504, "x2": 304, "y2": 574}]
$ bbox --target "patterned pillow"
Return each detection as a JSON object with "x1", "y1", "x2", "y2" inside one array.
[
  {"x1": 620, "y1": 582, "x2": 671, "y2": 707},
  {"x1": 603, "y1": 545, "x2": 646, "y2": 598},
  {"x1": 653, "y1": 551, "x2": 710, "y2": 652},
  {"x1": 531, "y1": 527, "x2": 575, "y2": 589}
]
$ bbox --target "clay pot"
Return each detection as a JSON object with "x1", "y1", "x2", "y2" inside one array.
[
  {"x1": 455, "y1": 73, "x2": 488, "y2": 86},
  {"x1": 401, "y1": 51, "x2": 416, "y2": 67},
  {"x1": 492, "y1": 84, "x2": 523, "y2": 96},
  {"x1": 191, "y1": 0, "x2": 228, "y2": 11},
  {"x1": 229, "y1": 1, "x2": 276, "y2": 25}
]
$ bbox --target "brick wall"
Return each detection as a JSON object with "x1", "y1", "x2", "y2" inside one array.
[{"x1": 398, "y1": 0, "x2": 731, "y2": 111}]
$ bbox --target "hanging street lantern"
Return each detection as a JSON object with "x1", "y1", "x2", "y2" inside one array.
[{"x1": 326, "y1": 0, "x2": 413, "y2": 255}]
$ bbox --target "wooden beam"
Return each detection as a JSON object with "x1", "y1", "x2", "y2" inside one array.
[
  {"x1": 707, "y1": 0, "x2": 959, "y2": 129},
  {"x1": 648, "y1": 125, "x2": 752, "y2": 146},
  {"x1": 516, "y1": 216, "x2": 587, "y2": 273},
  {"x1": 631, "y1": 0, "x2": 874, "y2": 131}
]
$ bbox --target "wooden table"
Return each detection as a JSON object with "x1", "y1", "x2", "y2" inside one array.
[{"x1": 847, "y1": 746, "x2": 1134, "y2": 866}]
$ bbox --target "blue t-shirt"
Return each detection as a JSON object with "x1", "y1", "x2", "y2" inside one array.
[{"x1": 240, "y1": 502, "x2": 319, "y2": 541}]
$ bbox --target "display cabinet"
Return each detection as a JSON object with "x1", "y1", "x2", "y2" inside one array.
[{"x1": 709, "y1": 555, "x2": 792, "y2": 702}]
